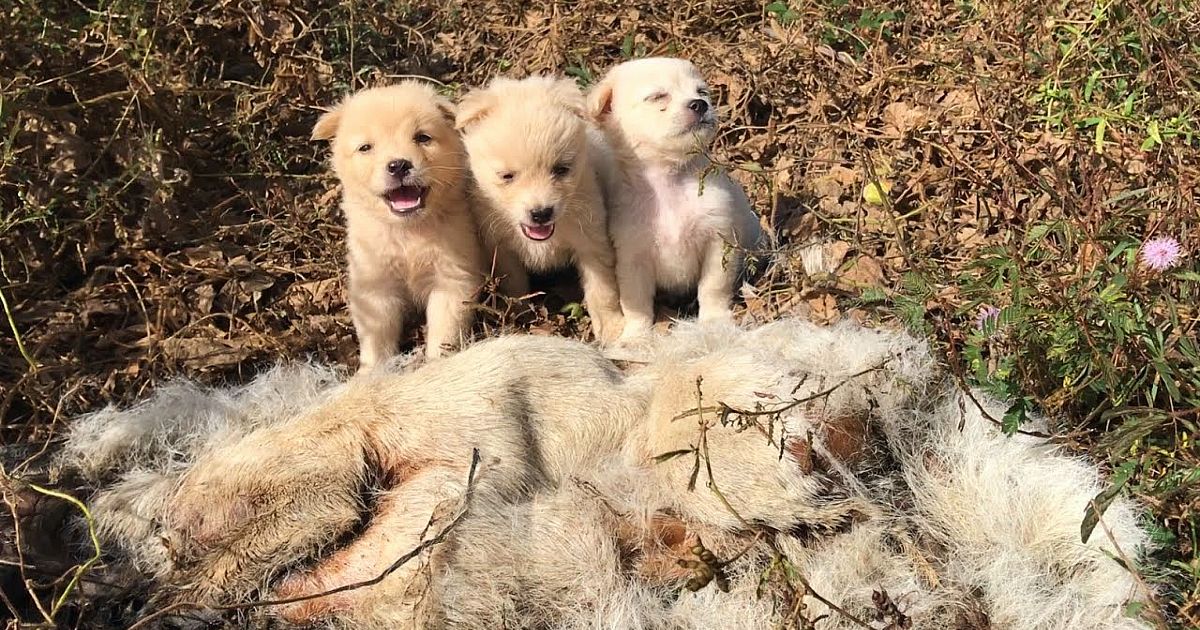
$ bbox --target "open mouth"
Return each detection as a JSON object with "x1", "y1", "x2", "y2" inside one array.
[
  {"x1": 520, "y1": 223, "x2": 556, "y2": 241},
  {"x1": 383, "y1": 185, "x2": 427, "y2": 216}
]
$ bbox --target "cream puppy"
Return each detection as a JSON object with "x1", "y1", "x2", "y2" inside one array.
[
  {"x1": 456, "y1": 75, "x2": 624, "y2": 342},
  {"x1": 588, "y1": 57, "x2": 763, "y2": 341},
  {"x1": 312, "y1": 82, "x2": 485, "y2": 367}
]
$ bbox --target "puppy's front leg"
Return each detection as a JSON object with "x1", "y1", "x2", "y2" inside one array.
[
  {"x1": 273, "y1": 462, "x2": 472, "y2": 626},
  {"x1": 424, "y1": 279, "x2": 476, "y2": 358},
  {"x1": 574, "y1": 243, "x2": 624, "y2": 343},
  {"x1": 350, "y1": 276, "x2": 407, "y2": 369},
  {"x1": 696, "y1": 237, "x2": 739, "y2": 324},
  {"x1": 616, "y1": 246, "x2": 657, "y2": 341}
]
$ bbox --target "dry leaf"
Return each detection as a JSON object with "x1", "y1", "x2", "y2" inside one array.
[
  {"x1": 160, "y1": 337, "x2": 254, "y2": 370},
  {"x1": 838, "y1": 255, "x2": 887, "y2": 292},
  {"x1": 882, "y1": 101, "x2": 928, "y2": 138}
]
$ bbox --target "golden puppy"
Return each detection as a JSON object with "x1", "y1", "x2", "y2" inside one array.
[
  {"x1": 312, "y1": 82, "x2": 485, "y2": 367},
  {"x1": 456, "y1": 75, "x2": 624, "y2": 342},
  {"x1": 588, "y1": 58, "x2": 764, "y2": 342}
]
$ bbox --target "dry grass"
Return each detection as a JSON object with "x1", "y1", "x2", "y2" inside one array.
[{"x1": 1, "y1": 0, "x2": 1197, "y2": 627}]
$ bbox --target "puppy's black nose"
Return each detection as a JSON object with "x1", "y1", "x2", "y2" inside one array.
[
  {"x1": 687, "y1": 99, "x2": 709, "y2": 115},
  {"x1": 530, "y1": 207, "x2": 555, "y2": 225},
  {"x1": 387, "y1": 159, "x2": 413, "y2": 176}
]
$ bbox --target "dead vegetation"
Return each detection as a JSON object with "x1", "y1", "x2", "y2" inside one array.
[{"x1": 1, "y1": 0, "x2": 1197, "y2": 627}]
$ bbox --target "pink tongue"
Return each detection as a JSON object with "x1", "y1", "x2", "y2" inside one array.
[
  {"x1": 386, "y1": 186, "x2": 423, "y2": 210},
  {"x1": 524, "y1": 224, "x2": 554, "y2": 240}
]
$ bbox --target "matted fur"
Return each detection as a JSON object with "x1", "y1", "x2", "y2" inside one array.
[{"x1": 61, "y1": 318, "x2": 1152, "y2": 629}]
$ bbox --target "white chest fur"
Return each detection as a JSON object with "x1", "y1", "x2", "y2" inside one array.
[{"x1": 616, "y1": 165, "x2": 746, "y2": 290}]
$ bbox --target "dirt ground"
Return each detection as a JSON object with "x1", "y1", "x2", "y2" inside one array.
[{"x1": 1, "y1": 0, "x2": 1197, "y2": 627}]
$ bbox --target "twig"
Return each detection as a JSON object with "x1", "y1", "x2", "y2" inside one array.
[
  {"x1": 1090, "y1": 499, "x2": 1169, "y2": 629},
  {"x1": 0, "y1": 285, "x2": 37, "y2": 372},
  {"x1": 0, "y1": 470, "x2": 53, "y2": 623},
  {"x1": 790, "y1": 565, "x2": 873, "y2": 629},
  {"x1": 672, "y1": 359, "x2": 890, "y2": 423},
  {"x1": 24, "y1": 483, "x2": 103, "y2": 619},
  {"x1": 694, "y1": 377, "x2": 751, "y2": 529},
  {"x1": 683, "y1": 380, "x2": 871, "y2": 628}
]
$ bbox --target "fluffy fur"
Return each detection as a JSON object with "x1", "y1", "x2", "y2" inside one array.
[
  {"x1": 588, "y1": 58, "x2": 765, "y2": 341},
  {"x1": 312, "y1": 82, "x2": 486, "y2": 367},
  {"x1": 63, "y1": 319, "x2": 1152, "y2": 629},
  {"x1": 457, "y1": 75, "x2": 624, "y2": 342}
]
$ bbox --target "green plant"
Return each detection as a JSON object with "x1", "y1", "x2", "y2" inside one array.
[
  {"x1": 888, "y1": 218, "x2": 1198, "y2": 619},
  {"x1": 766, "y1": 1, "x2": 801, "y2": 26}
]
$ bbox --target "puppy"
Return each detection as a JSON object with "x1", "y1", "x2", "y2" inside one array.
[
  {"x1": 588, "y1": 58, "x2": 764, "y2": 341},
  {"x1": 456, "y1": 75, "x2": 624, "y2": 342},
  {"x1": 312, "y1": 82, "x2": 485, "y2": 367}
]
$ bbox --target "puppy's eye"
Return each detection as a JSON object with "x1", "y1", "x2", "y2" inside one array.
[
  {"x1": 697, "y1": 87, "x2": 710, "y2": 97},
  {"x1": 414, "y1": 132, "x2": 433, "y2": 145},
  {"x1": 499, "y1": 172, "x2": 516, "y2": 183},
  {"x1": 551, "y1": 164, "x2": 571, "y2": 178},
  {"x1": 357, "y1": 143, "x2": 373, "y2": 153},
  {"x1": 645, "y1": 92, "x2": 668, "y2": 103}
]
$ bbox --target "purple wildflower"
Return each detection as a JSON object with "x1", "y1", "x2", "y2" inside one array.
[
  {"x1": 975, "y1": 305, "x2": 1001, "y2": 331},
  {"x1": 1140, "y1": 236, "x2": 1183, "y2": 272}
]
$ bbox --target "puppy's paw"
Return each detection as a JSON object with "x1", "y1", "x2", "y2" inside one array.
[
  {"x1": 590, "y1": 309, "x2": 625, "y2": 345},
  {"x1": 617, "y1": 318, "x2": 654, "y2": 344},
  {"x1": 697, "y1": 306, "x2": 735, "y2": 325},
  {"x1": 605, "y1": 329, "x2": 658, "y2": 363}
]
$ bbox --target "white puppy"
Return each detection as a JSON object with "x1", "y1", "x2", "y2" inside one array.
[
  {"x1": 456, "y1": 76, "x2": 624, "y2": 342},
  {"x1": 312, "y1": 83, "x2": 486, "y2": 367},
  {"x1": 588, "y1": 58, "x2": 764, "y2": 341}
]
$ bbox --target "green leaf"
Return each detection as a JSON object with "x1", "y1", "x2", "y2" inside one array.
[
  {"x1": 1093, "y1": 117, "x2": 1108, "y2": 153},
  {"x1": 621, "y1": 32, "x2": 634, "y2": 58},
  {"x1": 859, "y1": 286, "x2": 889, "y2": 304},
  {"x1": 1001, "y1": 398, "x2": 1030, "y2": 435},
  {"x1": 766, "y1": 1, "x2": 800, "y2": 24},
  {"x1": 1121, "y1": 91, "x2": 1136, "y2": 116},
  {"x1": 559, "y1": 302, "x2": 586, "y2": 321},
  {"x1": 1153, "y1": 360, "x2": 1182, "y2": 401},
  {"x1": 1174, "y1": 270, "x2": 1200, "y2": 283},
  {"x1": 1098, "y1": 276, "x2": 1127, "y2": 303},
  {"x1": 1023, "y1": 223, "x2": 1051, "y2": 245},
  {"x1": 1083, "y1": 70, "x2": 1100, "y2": 102},
  {"x1": 1081, "y1": 460, "x2": 1136, "y2": 543},
  {"x1": 564, "y1": 61, "x2": 594, "y2": 87}
]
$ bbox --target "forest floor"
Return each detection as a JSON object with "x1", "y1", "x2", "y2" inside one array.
[{"x1": 1, "y1": 0, "x2": 1197, "y2": 627}]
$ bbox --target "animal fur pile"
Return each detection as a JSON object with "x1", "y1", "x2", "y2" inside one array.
[{"x1": 61, "y1": 317, "x2": 1152, "y2": 629}]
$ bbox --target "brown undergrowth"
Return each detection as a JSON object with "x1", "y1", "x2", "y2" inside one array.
[{"x1": 1, "y1": 0, "x2": 1197, "y2": 626}]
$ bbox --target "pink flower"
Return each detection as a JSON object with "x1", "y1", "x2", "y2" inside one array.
[
  {"x1": 975, "y1": 305, "x2": 1001, "y2": 331},
  {"x1": 1140, "y1": 236, "x2": 1183, "y2": 272}
]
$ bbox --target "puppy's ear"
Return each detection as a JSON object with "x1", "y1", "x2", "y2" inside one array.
[
  {"x1": 586, "y1": 76, "x2": 614, "y2": 122},
  {"x1": 454, "y1": 89, "x2": 495, "y2": 131},
  {"x1": 433, "y1": 94, "x2": 457, "y2": 124},
  {"x1": 311, "y1": 106, "x2": 343, "y2": 141},
  {"x1": 548, "y1": 77, "x2": 587, "y2": 119}
]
